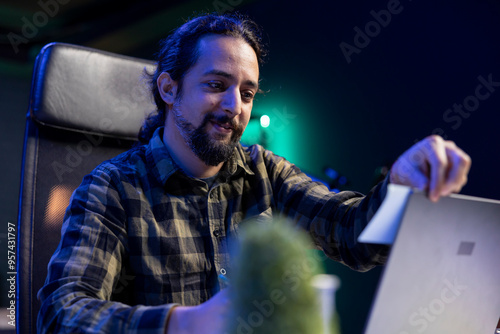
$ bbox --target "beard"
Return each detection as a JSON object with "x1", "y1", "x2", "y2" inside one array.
[{"x1": 172, "y1": 105, "x2": 244, "y2": 166}]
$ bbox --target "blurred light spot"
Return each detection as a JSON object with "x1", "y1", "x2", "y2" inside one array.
[
  {"x1": 260, "y1": 115, "x2": 270, "y2": 128},
  {"x1": 324, "y1": 167, "x2": 339, "y2": 180},
  {"x1": 44, "y1": 185, "x2": 73, "y2": 231}
]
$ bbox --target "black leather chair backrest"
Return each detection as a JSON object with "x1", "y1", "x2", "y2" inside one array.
[{"x1": 17, "y1": 42, "x2": 156, "y2": 334}]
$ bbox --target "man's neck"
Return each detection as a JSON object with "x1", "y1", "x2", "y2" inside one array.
[{"x1": 162, "y1": 123, "x2": 223, "y2": 179}]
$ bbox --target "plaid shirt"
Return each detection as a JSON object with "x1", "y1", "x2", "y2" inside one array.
[{"x1": 38, "y1": 127, "x2": 389, "y2": 333}]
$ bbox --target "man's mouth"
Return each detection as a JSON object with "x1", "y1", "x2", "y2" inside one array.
[{"x1": 211, "y1": 120, "x2": 235, "y2": 133}]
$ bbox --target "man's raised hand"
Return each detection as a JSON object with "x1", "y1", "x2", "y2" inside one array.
[{"x1": 390, "y1": 135, "x2": 471, "y2": 202}]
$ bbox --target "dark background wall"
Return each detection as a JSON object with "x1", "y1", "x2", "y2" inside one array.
[{"x1": 1, "y1": 0, "x2": 499, "y2": 333}]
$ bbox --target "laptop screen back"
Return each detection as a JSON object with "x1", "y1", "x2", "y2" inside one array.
[{"x1": 364, "y1": 192, "x2": 500, "y2": 334}]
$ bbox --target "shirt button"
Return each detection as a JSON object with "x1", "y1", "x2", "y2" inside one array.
[
  {"x1": 220, "y1": 268, "x2": 226, "y2": 275},
  {"x1": 213, "y1": 229, "x2": 221, "y2": 237}
]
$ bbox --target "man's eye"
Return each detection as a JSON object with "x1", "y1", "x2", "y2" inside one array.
[
  {"x1": 242, "y1": 91, "x2": 255, "y2": 101},
  {"x1": 207, "y1": 82, "x2": 224, "y2": 90}
]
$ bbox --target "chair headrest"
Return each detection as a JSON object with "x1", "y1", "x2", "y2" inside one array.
[{"x1": 30, "y1": 43, "x2": 157, "y2": 141}]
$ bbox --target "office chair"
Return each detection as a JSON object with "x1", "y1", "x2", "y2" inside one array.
[{"x1": 16, "y1": 42, "x2": 156, "y2": 334}]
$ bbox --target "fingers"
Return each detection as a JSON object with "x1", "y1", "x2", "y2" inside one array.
[
  {"x1": 442, "y1": 141, "x2": 471, "y2": 196},
  {"x1": 390, "y1": 143, "x2": 428, "y2": 189},
  {"x1": 203, "y1": 288, "x2": 231, "y2": 313},
  {"x1": 390, "y1": 135, "x2": 471, "y2": 202},
  {"x1": 424, "y1": 136, "x2": 449, "y2": 202},
  {"x1": 426, "y1": 137, "x2": 471, "y2": 201}
]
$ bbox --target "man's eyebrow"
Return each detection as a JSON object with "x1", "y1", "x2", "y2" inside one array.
[{"x1": 203, "y1": 69, "x2": 259, "y2": 89}]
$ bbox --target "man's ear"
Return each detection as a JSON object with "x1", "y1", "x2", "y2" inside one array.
[{"x1": 157, "y1": 72, "x2": 178, "y2": 105}]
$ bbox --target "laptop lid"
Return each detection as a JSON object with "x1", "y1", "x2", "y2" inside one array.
[{"x1": 363, "y1": 190, "x2": 500, "y2": 334}]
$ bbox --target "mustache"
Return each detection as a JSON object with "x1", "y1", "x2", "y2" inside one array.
[{"x1": 203, "y1": 113, "x2": 242, "y2": 132}]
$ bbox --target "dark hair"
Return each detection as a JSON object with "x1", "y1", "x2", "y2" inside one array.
[{"x1": 138, "y1": 12, "x2": 267, "y2": 143}]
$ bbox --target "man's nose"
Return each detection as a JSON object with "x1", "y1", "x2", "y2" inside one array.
[{"x1": 221, "y1": 89, "x2": 242, "y2": 116}]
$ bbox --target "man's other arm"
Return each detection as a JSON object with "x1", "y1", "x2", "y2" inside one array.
[{"x1": 37, "y1": 167, "x2": 174, "y2": 333}]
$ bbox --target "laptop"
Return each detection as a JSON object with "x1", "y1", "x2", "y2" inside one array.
[{"x1": 361, "y1": 187, "x2": 500, "y2": 334}]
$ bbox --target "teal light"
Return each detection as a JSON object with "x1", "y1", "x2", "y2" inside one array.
[
  {"x1": 240, "y1": 118, "x2": 261, "y2": 145},
  {"x1": 260, "y1": 115, "x2": 270, "y2": 128}
]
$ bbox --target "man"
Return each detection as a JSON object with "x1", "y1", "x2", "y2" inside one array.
[{"x1": 37, "y1": 13, "x2": 470, "y2": 334}]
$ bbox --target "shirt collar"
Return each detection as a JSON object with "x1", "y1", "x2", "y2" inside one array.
[
  {"x1": 226, "y1": 143, "x2": 255, "y2": 177},
  {"x1": 146, "y1": 127, "x2": 179, "y2": 186},
  {"x1": 146, "y1": 127, "x2": 254, "y2": 186}
]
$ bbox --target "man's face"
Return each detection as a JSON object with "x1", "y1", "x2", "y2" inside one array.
[{"x1": 166, "y1": 35, "x2": 260, "y2": 166}]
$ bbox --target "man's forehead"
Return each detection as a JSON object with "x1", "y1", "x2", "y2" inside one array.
[{"x1": 193, "y1": 35, "x2": 259, "y2": 79}]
